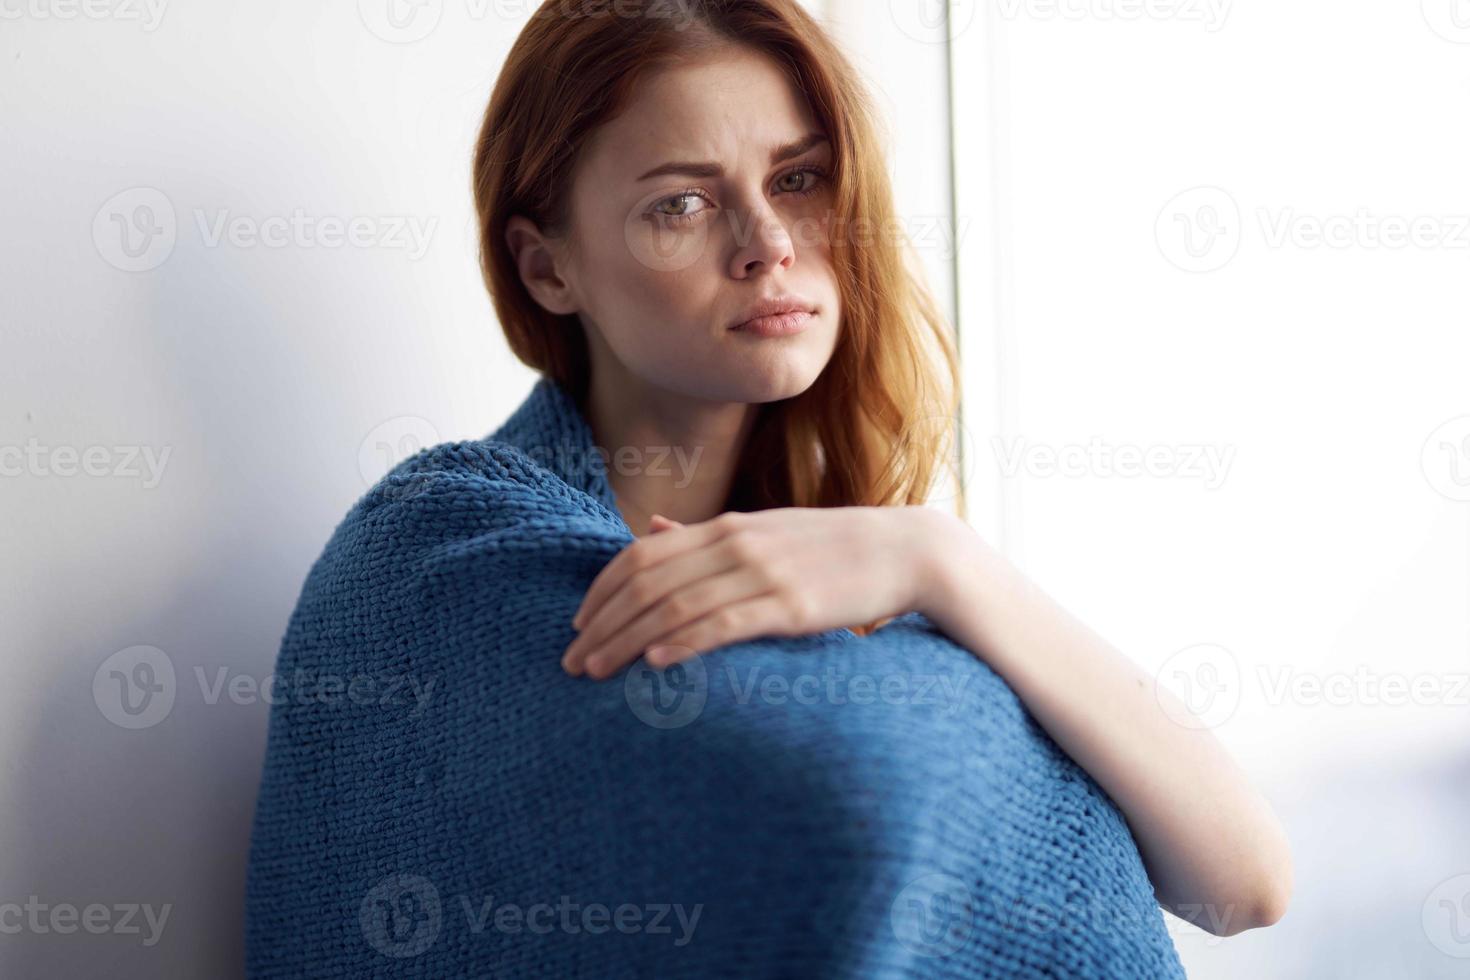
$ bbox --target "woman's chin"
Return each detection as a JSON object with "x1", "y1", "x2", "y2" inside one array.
[{"x1": 721, "y1": 359, "x2": 826, "y2": 404}]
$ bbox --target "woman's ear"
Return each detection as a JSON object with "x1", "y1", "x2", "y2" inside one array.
[{"x1": 505, "y1": 214, "x2": 579, "y2": 315}]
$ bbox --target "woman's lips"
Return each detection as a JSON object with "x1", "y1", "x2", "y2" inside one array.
[{"x1": 730, "y1": 310, "x2": 813, "y2": 337}]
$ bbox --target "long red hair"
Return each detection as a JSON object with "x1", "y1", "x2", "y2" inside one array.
[{"x1": 473, "y1": 0, "x2": 966, "y2": 631}]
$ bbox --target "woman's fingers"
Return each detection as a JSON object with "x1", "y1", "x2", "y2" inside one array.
[
  {"x1": 571, "y1": 513, "x2": 734, "y2": 630},
  {"x1": 577, "y1": 567, "x2": 775, "y2": 680},
  {"x1": 642, "y1": 593, "x2": 794, "y2": 671},
  {"x1": 563, "y1": 542, "x2": 738, "y2": 673}
]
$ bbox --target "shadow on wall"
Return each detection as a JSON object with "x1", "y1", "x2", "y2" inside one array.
[{"x1": 8, "y1": 231, "x2": 387, "y2": 978}]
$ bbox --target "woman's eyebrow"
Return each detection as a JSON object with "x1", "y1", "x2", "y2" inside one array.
[{"x1": 635, "y1": 132, "x2": 829, "y2": 182}]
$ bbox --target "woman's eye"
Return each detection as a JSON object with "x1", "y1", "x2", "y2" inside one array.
[
  {"x1": 776, "y1": 165, "x2": 828, "y2": 197},
  {"x1": 653, "y1": 192, "x2": 709, "y2": 224},
  {"x1": 650, "y1": 166, "x2": 828, "y2": 226}
]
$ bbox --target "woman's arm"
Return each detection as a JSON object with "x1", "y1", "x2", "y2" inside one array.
[{"x1": 911, "y1": 506, "x2": 1293, "y2": 937}]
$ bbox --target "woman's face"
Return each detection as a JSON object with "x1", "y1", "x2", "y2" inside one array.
[{"x1": 551, "y1": 46, "x2": 843, "y2": 405}]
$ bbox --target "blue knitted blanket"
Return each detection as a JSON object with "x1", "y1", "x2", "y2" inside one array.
[{"x1": 244, "y1": 375, "x2": 1187, "y2": 979}]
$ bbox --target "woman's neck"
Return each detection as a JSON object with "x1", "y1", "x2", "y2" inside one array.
[{"x1": 584, "y1": 368, "x2": 757, "y2": 536}]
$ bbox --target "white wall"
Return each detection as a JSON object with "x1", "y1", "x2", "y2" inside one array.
[
  {"x1": 0, "y1": 2, "x2": 952, "y2": 977},
  {"x1": 1, "y1": 4, "x2": 541, "y2": 977},
  {"x1": 953, "y1": 2, "x2": 1470, "y2": 976}
]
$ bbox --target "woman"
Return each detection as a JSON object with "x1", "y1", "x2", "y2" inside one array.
[
  {"x1": 480, "y1": 0, "x2": 1291, "y2": 938},
  {"x1": 245, "y1": 2, "x2": 1288, "y2": 975}
]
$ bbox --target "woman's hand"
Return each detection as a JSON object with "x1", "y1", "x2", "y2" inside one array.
[{"x1": 560, "y1": 505, "x2": 947, "y2": 680}]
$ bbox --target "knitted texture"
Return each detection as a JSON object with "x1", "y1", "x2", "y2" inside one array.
[{"x1": 244, "y1": 375, "x2": 1188, "y2": 979}]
